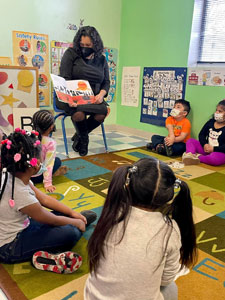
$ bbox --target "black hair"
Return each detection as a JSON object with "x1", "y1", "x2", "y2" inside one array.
[
  {"x1": 73, "y1": 26, "x2": 104, "y2": 58},
  {"x1": 88, "y1": 157, "x2": 197, "y2": 273},
  {"x1": 32, "y1": 110, "x2": 55, "y2": 139},
  {"x1": 217, "y1": 99, "x2": 225, "y2": 109},
  {"x1": 175, "y1": 99, "x2": 191, "y2": 115},
  {"x1": 0, "y1": 130, "x2": 41, "y2": 202}
]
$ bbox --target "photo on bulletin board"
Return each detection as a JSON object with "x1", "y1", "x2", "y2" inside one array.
[
  {"x1": 0, "y1": 65, "x2": 38, "y2": 135},
  {"x1": 141, "y1": 67, "x2": 187, "y2": 126},
  {"x1": 103, "y1": 47, "x2": 118, "y2": 103}
]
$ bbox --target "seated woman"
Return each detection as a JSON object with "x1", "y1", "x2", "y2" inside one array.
[
  {"x1": 182, "y1": 99, "x2": 225, "y2": 166},
  {"x1": 57, "y1": 26, "x2": 110, "y2": 156}
]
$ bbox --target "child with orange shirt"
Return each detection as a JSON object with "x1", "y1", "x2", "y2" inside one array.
[{"x1": 147, "y1": 100, "x2": 191, "y2": 156}]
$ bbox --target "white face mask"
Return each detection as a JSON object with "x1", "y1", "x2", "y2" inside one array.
[
  {"x1": 214, "y1": 112, "x2": 224, "y2": 122},
  {"x1": 170, "y1": 108, "x2": 180, "y2": 117},
  {"x1": 35, "y1": 163, "x2": 47, "y2": 176}
]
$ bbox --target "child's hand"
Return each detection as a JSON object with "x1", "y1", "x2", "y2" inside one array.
[
  {"x1": 72, "y1": 219, "x2": 86, "y2": 232},
  {"x1": 69, "y1": 102, "x2": 77, "y2": 107},
  {"x1": 45, "y1": 185, "x2": 56, "y2": 193},
  {"x1": 71, "y1": 211, "x2": 87, "y2": 224},
  {"x1": 204, "y1": 144, "x2": 213, "y2": 153},
  {"x1": 164, "y1": 136, "x2": 174, "y2": 146}
]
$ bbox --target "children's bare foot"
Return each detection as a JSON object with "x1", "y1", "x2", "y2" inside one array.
[{"x1": 53, "y1": 165, "x2": 69, "y2": 176}]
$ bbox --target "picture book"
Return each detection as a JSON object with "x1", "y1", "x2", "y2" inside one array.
[{"x1": 50, "y1": 74, "x2": 95, "y2": 105}]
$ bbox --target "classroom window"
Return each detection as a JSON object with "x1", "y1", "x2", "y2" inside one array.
[{"x1": 188, "y1": 0, "x2": 225, "y2": 66}]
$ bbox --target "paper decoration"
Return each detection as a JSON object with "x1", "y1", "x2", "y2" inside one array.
[
  {"x1": 0, "y1": 66, "x2": 38, "y2": 135},
  {"x1": 141, "y1": 67, "x2": 187, "y2": 126},
  {"x1": 188, "y1": 67, "x2": 225, "y2": 86},
  {"x1": 122, "y1": 66, "x2": 141, "y2": 107},
  {"x1": 12, "y1": 31, "x2": 49, "y2": 106}
]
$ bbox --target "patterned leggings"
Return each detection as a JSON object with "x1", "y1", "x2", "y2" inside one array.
[{"x1": 186, "y1": 138, "x2": 225, "y2": 166}]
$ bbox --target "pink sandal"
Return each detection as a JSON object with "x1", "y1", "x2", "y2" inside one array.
[{"x1": 32, "y1": 251, "x2": 82, "y2": 274}]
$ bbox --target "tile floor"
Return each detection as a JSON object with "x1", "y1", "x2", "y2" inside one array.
[{"x1": 53, "y1": 130, "x2": 149, "y2": 159}]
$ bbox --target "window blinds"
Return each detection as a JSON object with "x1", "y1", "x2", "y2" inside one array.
[{"x1": 198, "y1": 0, "x2": 225, "y2": 63}]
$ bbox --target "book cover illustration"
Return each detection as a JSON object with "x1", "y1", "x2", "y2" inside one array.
[{"x1": 50, "y1": 74, "x2": 95, "y2": 105}]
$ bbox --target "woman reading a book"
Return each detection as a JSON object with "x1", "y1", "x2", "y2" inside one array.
[{"x1": 58, "y1": 26, "x2": 110, "y2": 156}]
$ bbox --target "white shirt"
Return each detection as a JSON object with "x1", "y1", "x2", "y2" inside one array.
[{"x1": 0, "y1": 173, "x2": 38, "y2": 247}]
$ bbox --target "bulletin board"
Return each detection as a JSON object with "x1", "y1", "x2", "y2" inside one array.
[
  {"x1": 141, "y1": 67, "x2": 187, "y2": 126},
  {"x1": 0, "y1": 65, "x2": 38, "y2": 135}
]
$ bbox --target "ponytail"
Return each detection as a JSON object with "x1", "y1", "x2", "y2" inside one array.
[
  {"x1": 88, "y1": 165, "x2": 132, "y2": 273},
  {"x1": 172, "y1": 180, "x2": 197, "y2": 267}
]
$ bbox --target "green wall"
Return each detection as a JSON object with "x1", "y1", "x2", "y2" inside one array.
[
  {"x1": 0, "y1": 0, "x2": 121, "y2": 125},
  {"x1": 118, "y1": 0, "x2": 225, "y2": 138}
]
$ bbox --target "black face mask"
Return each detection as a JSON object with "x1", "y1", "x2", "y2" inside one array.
[{"x1": 80, "y1": 47, "x2": 94, "y2": 58}]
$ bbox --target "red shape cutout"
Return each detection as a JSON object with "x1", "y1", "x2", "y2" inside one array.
[
  {"x1": 8, "y1": 83, "x2": 13, "y2": 89},
  {"x1": 0, "y1": 72, "x2": 8, "y2": 85},
  {"x1": 8, "y1": 114, "x2": 14, "y2": 126}
]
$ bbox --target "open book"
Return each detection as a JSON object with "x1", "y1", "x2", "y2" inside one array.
[{"x1": 50, "y1": 74, "x2": 96, "y2": 105}]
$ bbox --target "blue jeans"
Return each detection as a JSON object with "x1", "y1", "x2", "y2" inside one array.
[
  {"x1": 151, "y1": 135, "x2": 186, "y2": 156},
  {"x1": 0, "y1": 211, "x2": 82, "y2": 263},
  {"x1": 31, "y1": 156, "x2": 62, "y2": 184}
]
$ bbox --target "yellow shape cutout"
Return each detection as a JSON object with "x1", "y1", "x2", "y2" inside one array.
[
  {"x1": 17, "y1": 70, "x2": 34, "y2": 87},
  {"x1": 1, "y1": 92, "x2": 20, "y2": 107},
  {"x1": 17, "y1": 70, "x2": 34, "y2": 93}
]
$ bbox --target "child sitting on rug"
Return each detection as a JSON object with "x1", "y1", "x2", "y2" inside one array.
[
  {"x1": 0, "y1": 129, "x2": 97, "y2": 273},
  {"x1": 182, "y1": 99, "x2": 225, "y2": 166},
  {"x1": 85, "y1": 157, "x2": 197, "y2": 300},
  {"x1": 31, "y1": 110, "x2": 68, "y2": 193},
  {"x1": 147, "y1": 100, "x2": 191, "y2": 156}
]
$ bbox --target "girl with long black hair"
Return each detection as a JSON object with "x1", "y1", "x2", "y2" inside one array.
[{"x1": 85, "y1": 157, "x2": 197, "y2": 300}]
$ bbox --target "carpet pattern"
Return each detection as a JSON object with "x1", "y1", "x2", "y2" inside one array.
[{"x1": 0, "y1": 148, "x2": 225, "y2": 299}]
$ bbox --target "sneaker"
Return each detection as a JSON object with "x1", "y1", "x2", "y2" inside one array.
[
  {"x1": 165, "y1": 145, "x2": 173, "y2": 156},
  {"x1": 80, "y1": 210, "x2": 97, "y2": 226},
  {"x1": 32, "y1": 251, "x2": 82, "y2": 274},
  {"x1": 182, "y1": 152, "x2": 200, "y2": 165},
  {"x1": 146, "y1": 142, "x2": 155, "y2": 151},
  {"x1": 156, "y1": 144, "x2": 166, "y2": 155}
]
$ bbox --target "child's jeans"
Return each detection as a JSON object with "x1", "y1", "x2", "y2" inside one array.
[
  {"x1": 0, "y1": 211, "x2": 82, "y2": 263},
  {"x1": 151, "y1": 135, "x2": 186, "y2": 156},
  {"x1": 186, "y1": 138, "x2": 225, "y2": 166}
]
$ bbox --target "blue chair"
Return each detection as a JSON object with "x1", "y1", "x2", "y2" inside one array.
[{"x1": 53, "y1": 91, "x2": 109, "y2": 157}]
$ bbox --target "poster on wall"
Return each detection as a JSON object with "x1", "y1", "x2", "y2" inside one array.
[
  {"x1": 51, "y1": 41, "x2": 73, "y2": 75},
  {"x1": 12, "y1": 31, "x2": 49, "y2": 107},
  {"x1": 141, "y1": 67, "x2": 187, "y2": 126},
  {"x1": 188, "y1": 67, "x2": 225, "y2": 86},
  {"x1": 122, "y1": 66, "x2": 141, "y2": 107},
  {"x1": 0, "y1": 66, "x2": 38, "y2": 135},
  {"x1": 0, "y1": 57, "x2": 12, "y2": 66},
  {"x1": 103, "y1": 47, "x2": 118, "y2": 103}
]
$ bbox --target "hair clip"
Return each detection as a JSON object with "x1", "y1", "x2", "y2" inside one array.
[
  {"x1": 15, "y1": 128, "x2": 21, "y2": 133},
  {"x1": 21, "y1": 129, "x2": 26, "y2": 135},
  {"x1": 9, "y1": 199, "x2": 15, "y2": 208},
  {"x1": 174, "y1": 178, "x2": 181, "y2": 189},
  {"x1": 125, "y1": 165, "x2": 138, "y2": 187},
  {"x1": 27, "y1": 158, "x2": 38, "y2": 167},
  {"x1": 1, "y1": 139, "x2": 8, "y2": 145},
  {"x1": 31, "y1": 130, "x2": 39, "y2": 136},
  {"x1": 6, "y1": 140, "x2": 12, "y2": 149},
  {"x1": 128, "y1": 165, "x2": 138, "y2": 174},
  {"x1": 14, "y1": 153, "x2": 21, "y2": 162},
  {"x1": 34, "y1": 140, "x2": 41, "y2": 147}
]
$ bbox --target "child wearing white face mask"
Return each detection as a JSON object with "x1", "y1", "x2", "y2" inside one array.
[
  {"x1": 182, "y1": 100, "x2": 225, "y2": 166},
  {"x1": 147, "y1": 100, "x2": 191, "y2": 156}
]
